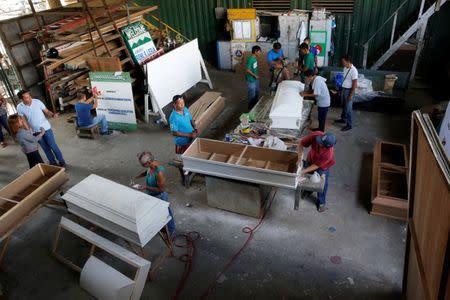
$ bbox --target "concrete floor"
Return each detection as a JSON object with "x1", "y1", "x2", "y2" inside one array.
[{"x1": 0, "y1": 69, "x2": 434, "y2": 299}]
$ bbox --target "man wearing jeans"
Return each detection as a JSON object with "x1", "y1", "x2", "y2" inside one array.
[
  {"x1": 297, "y1": 131, "x2": 336, "y2": 212},
  {"x1": 0, "y1": 95, "x2": 11, "y2": 148},
  {"x1": 246, "y1": 45, "x2": 261, "y2": 111},
  {"x1": 300, "y1": 69, "x2": 330, "y2": 132},
  {"x1": 16, "y1": 90, "x2": 66, "y2": 167},
  {"x1": 75, "y1": 92, "x2": 109, "y2": 135},
  {"x1": 335, "y1": 55, "x2": 358, "y2": 131}
]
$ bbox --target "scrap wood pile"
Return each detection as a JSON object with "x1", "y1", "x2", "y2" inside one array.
[{"x1": 20, "y1": 1, "x2": 159, "y2": 111}]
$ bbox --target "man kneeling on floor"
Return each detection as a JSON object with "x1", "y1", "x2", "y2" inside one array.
[
  {"x1": 297, "y1": 131, "x2": 336, "y2": 212},
  {"x1": 75, "y1": 92, "x2": 109, "y2": 135}
]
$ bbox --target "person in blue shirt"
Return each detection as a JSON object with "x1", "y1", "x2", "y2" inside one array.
[
  {"x1": 133, "y1": 151, "x2": 175, "y2": 236},
  {"x1": 267, "y1": 42, "x2": 284, "y2": 71},
  {"x1": 169, "y1": 95, "x2": 199, "y2": 154},
  {"x1": 74, "y1": 92, "x2": 109, "y2": 135}
]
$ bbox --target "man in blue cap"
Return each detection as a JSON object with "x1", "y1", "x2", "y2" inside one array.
[{"x1": 297, "y1": 131, "x2": 336, "y2": 212}]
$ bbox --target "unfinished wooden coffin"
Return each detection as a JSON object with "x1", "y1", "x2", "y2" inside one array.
[
  {"x1": 0, "y1": 164, "x2": 67, "y2": 236},
  {"x1": 269, "y1": 80, "x2": 304, "y2": 129},
  {"x1": 62, "y1": 175, "x2": 170, "y2": 247},
  {"x1": 371, "y1": 141, "x2": 409, "y2": 220},
  {"x1": 182, "y1": 138, "x2": 300, "y2": 189}
]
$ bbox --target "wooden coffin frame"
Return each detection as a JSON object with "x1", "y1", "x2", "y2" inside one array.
[
  {"x1": 182, "y1": 138, "x2": 300, "y2": 189},
  {"x1": 371, "y1": 141, "x2": 409, "y2": 220},
  {"x1": 0, "y1": 164, "x2": 68, "y2": 264},
  {"x1": 53, "y1": 217, "x2": 151, "y2": 300}
]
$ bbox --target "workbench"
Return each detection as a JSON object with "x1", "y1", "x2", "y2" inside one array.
[
  {"x1": 226, "y1": 96, "x2": 314, "y2": 150},
  {"x1": 225, "y1": 95, "x2": 325, "y2": 210}
]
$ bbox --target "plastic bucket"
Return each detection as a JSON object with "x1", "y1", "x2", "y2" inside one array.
[{"x1": 384, "y1": 74, "x2": 398, "y2": 94}]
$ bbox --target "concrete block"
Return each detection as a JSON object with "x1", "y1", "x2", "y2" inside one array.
[{"x1": 205, "y1": 176, "x2": 271, "y2": 218}]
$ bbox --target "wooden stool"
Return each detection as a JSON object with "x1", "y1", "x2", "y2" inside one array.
[{"x1": 76, "y1": 124, "x2": 100, "y2": 139}]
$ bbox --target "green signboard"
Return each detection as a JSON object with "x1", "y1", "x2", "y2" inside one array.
[
  {"x1": 121, "y1": 21, "x2": 157, "y2": 65},
  {"x1": 90, "y1": 72, "x2": 137, "y2": 131}
]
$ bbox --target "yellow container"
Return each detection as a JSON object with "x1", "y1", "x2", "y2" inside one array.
[
  {"x1": 227, "y1": 8, "x2": 256, "y2": 20},
  {"x1": 384, "y1": 74, "x2": 398, "y2": 94}
]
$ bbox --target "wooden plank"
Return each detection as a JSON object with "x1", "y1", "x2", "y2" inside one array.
[
  {"x1": 46, "y1": 35, "x2": 119, "y2": 71},
  {"x1": 60, "y1": 217, "x2": 150, "y2": 268},
  {"x1": 195, "y1": 96, "x2": 225, "y2": 134},
  {"x1": 86, "y1": 56, "x2": 121, "y2": 71},
  {"x1": 404, "y1": 111, "x2": 450, "y2": 299}
]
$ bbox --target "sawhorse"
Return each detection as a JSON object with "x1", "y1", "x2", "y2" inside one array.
[{"x1": 170, "y1": 158, "x2": 196, "y2": 188}]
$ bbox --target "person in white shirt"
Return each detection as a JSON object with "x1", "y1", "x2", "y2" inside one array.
[
  {"x1": 300, "y1": 69, "x2": 330, "y2": 132},
  {"x1": 335, "y1": 55, "x2": 358, "y2": 131},
  {"x1": 16, "y1": 90, "x2": 66, "y2": 167}
]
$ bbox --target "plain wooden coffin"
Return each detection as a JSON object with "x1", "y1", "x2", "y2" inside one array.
[
  {"x1": 182, "y1": 138, "x2": 300, "y2": 189},
  {"x1": 0, "y1": 164, "x2": 68, "y2": 237}
]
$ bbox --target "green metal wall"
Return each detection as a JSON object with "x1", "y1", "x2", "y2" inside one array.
[{"x1": 138, "y1": 0, "x2": 421, "y2": 67}]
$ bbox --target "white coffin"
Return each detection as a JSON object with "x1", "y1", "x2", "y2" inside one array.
[
  {"x1": 62, "y1": 174, "x2": 170, "y2": 247},
  {"x1": 269, "y1": 80, "x2": 305, "y2": 129}
]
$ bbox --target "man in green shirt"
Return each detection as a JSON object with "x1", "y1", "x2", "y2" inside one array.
[
  {"x1": 246, "y1": 45, "x2": 261, "y2": 110},
  {"x1": 299, "y1": 43, "x2": 315, "y2": 84}
]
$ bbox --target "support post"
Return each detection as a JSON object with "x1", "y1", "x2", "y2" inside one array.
[
  {"x1": 82, "y1": 0, "x2": 113, "y2": 57},
  {"x1": 362, "y1": 43, "x2": 369, "y2": 69},
  {"x1": 410, "y1": 19, "x2": 428, "y2": 82},
  {"x1": 418, "y1": 0, "x2": 426, "y2": 17},
  {"x1": 390, "y1": 12, "x2": 398, "y2": 47}
]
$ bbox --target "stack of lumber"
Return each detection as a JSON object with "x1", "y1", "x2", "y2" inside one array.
[
  {"x1": 62, "y1": 174, "x2": 171, "y2": 247},
  {"x1": 23, "y1": 4, "x2": 158, "y2": 111},
  {"x1": 370, "y1": 141, "x2": 409, "y2": 220},
  {"x1": 189, "y1": 91, "x2": 225, "y2": 133}
]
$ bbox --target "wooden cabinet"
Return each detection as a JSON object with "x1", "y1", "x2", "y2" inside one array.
[{"x1": 371, "y1": 141, "x2": 409, "y2": 220}]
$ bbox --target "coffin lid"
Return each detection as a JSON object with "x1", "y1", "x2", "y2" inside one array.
[
  {"x1": 269, "y1": 80, "x2": 304, "y2": 118},
  {"x1": 62, "y1": 174, "x2": 169, "y2": 233}
]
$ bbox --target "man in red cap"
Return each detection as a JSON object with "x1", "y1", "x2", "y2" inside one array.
[{"x1": 297, "y1": 131, "x2": 336, "y2": 212}]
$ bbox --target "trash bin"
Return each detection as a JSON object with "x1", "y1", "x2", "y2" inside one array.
[{"x1": 384, "y1": 74, "x2": 398, "y2": 94}]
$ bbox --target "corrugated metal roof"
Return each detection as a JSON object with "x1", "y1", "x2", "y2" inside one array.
[{"x1": 311, "y1": 0, "x2": 355, "y2": 14}]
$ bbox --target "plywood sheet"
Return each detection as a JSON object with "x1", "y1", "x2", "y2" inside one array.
[
  {"x1": 404, "y1": 112, "x2": 450, "y2": 299},
  {"x1": 145, "y1": 39, "x2": 202, "y2": 110}
]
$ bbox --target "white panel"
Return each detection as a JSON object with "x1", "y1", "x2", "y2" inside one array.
[
  {"x1": 145, "y1": 39, "x2": 202, "y2": 110},
  {"x1": 269, "y1": 80, "x2": 304, "y2": 129},
  {"x1": 80, "y1": 256, "x2": 134, "y2": 300}
]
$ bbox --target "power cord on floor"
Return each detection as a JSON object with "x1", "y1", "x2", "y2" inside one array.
[
  {"x1": 200, "y1": 189, "x2": 278, "y2": 299},
  {"x1": 171, "y1": 231, "x2": 200, "y2": 300}
]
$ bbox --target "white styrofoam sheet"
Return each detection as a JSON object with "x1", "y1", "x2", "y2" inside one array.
[
  {"x1": 269, "y1": 80, "x2": 304, "y2": 129},
  {"x1": 80, "y1": 256, "x2": 134, "y2": 300},
  {"x1": 145, "y1": 39, "x2": 202, "y2": 109}
]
